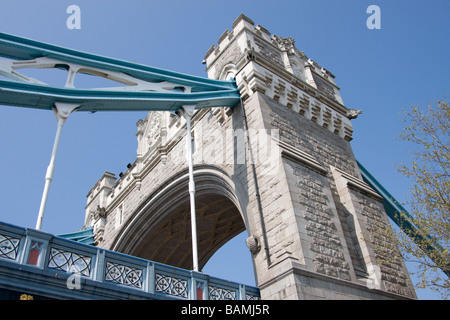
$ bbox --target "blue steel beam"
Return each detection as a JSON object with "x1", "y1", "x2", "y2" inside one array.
[
  {"x1": 0, "y1": 79, "x2": 240, "y2": 112},
  {"x1": 358, "y1": 161, "x2": 449, "y2": 277},
  {"x1": 0, "y1": 32, "x2": 241, "y2": 112}
]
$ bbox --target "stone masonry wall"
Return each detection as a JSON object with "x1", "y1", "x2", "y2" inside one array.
[
  {"x1": 86, "y1": 14, "x2": 417, "y2": 299},
  {"x1": 259, "y1": 92, "x2": 356, "y2": 278},
  {"x1": 355, "y1": 190, "x2": 415, "y2": 297},
  {"x1": 292, "y1": 162, "x2": 352, "y2": 281},
  {"x1": 255, "y1": 91, "x2": 415, "y2": 299}
]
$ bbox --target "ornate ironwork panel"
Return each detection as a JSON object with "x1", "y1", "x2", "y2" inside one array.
[
  {"x1": 47, "y1": 247, "x2": 92, "y2": 276},
  {"x1": 208, "y1": 285, "x2": 236, "y2": 300},
  {"x1": 155, "y1": 273, "x2": 188, "y2": 298},
  {"x1": 104, "y1": 261, "x2": 143, "y2": 289},
  {"x1": 0, "y1": 234, "x2": 21, "y2": 261}
]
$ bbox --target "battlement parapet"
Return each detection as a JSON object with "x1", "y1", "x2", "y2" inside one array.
[{"x1": 205, "y1": 14, "x2": 360, "y2": 141}]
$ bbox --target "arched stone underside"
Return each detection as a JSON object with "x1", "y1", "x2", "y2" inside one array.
[{"x1": 111, "y1": 166, "x2": 246, "y2": 270}]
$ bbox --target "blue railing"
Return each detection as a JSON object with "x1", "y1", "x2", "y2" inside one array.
[{"x1": 0, "y1": 221, "x2": 259, "y2": 300}]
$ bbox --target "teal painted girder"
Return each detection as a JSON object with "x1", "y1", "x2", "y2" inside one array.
[
  {"x1": 358, "y1": 161, "x2": 449, "y2": 277},
  {"x1": 57, "y1": 226, "x2": 95, "y2": 245},
  {"x1": 0, "y1": 32, "x2": 241, "y2": 112},
  {"x1": 0, "y1": 79, "x2": 240, "y2": 112}
]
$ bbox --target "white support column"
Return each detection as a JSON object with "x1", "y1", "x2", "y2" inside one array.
[
  {"x1": 35, "y1": 103, "x2": 78, "y2": 230},
  {"x1": 180, "y1": 105, "x2": 199, "y2": 271}
]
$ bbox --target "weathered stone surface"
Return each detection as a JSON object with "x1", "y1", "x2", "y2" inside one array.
[{"x1": 83, "y1": 14, "x2": 416, "y2": 300}]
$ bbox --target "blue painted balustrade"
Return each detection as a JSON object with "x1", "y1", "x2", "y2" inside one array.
[{"x1": 0, "y1": 221, "x2": 259, "y2": 300}]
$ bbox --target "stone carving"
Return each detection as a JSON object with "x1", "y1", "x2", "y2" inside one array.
[
  {"x1": 246, "y1": 235, "x2": 261, "y2": 254},
  {"x1": 136, "y1": 112, "x2": 163, "y2": 158},
  {"x1": 271, "y1": 35, "x2": 295, "y2": 52},
  {"x1": 95, "y1": 205, "x2": 107, "y2": 219},
  {"x1": 346, "y1": 109, "x2": 363, "y2": 119},
  {"x1": 146, "y1": 113, "x2": 161, "y2": 147}
]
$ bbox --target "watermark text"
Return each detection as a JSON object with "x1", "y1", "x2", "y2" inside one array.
[
  {"x1": 366, "y1": 5, "x2": 381, "y2": 30},
  {"x1": 67, "y1": 5, "x2": 81, "y2": 30}
]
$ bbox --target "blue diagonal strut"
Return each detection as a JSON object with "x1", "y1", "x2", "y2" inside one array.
[{"x1": 358, "y1": 161, "x2": 449, "y2": 277}]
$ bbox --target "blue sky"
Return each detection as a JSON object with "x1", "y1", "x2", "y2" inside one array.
[{"x1": 0, "y1": 0, "x2": 448, "y2": 299}]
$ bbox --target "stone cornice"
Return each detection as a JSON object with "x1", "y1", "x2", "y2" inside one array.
[
  {"x1": 331, "y1": 166, "x2": 383, "y2": 201},
  {"x1": 278, "y1": 139, "x2": 328, "y2": 175}
]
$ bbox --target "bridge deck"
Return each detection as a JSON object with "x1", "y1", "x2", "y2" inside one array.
[{"x1": 0, "y1": 221, "x2": 259, "y2": 300}]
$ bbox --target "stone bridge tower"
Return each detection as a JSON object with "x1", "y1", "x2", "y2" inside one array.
[{"x1": 83, "y1": 15, "x2": 416, "y2": 300}]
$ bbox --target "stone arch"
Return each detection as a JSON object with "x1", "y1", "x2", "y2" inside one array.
[
  {"x1": 111, "y1": 165, "x2": 249, "y2": 270},
  {"x1": 218, "y1": 63, "x2": 238, "y2": 81}
]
